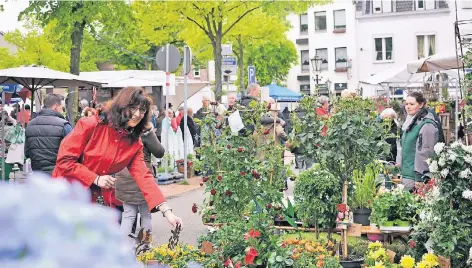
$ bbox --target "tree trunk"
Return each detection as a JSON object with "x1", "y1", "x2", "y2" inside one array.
[
  {"x1": 237, "y1": 35, "x2": 244, "y2": 93},
  {"x1": 213, "y1": 36, "x2": 223, "y2": 101},
  {"x1": 67, "y1": 20, "x2": 86, "y2": 126},
  {"x1": 151, "y1": 46, "x2": 163, "y2": 110}
]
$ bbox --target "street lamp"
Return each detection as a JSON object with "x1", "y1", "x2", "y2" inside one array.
[{"x1": 310, "y1": 55, "x2": 323, "y2": 86}]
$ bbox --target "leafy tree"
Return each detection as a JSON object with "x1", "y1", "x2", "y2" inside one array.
[
  {"x1": 162, "y1": 1, "x2": 319, "y2": 100},
  {"x1": 0, "y1": 48, "x2": 17, "y2": 69},
  {"x1": 19, "y1": 0, "x2": 131, "y2": 123},
  {"x1": 227, "y1": 10, "x2": 296, "y2": 91},
  {"x1": 241, "y1": 37, "x2": 297, "y2": 87}
]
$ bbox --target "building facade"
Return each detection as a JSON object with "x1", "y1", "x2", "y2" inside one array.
[
  {"x1": 286, "y1": 1, "x2": 358, "y2": 96},
  {"x1": 286, "y1": 0, "x2": 472, "y2": 97}
]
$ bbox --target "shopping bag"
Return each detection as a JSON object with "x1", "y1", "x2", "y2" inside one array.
[
  {"x1": 228, "y1": 110, "x2": 244, "y2": 135},
  {"x1": 6, "y1": 143, "x2": 25, "y2": 164},
  {"x1": 5, "y1": 125, "x2": 25, "y2": 144}
]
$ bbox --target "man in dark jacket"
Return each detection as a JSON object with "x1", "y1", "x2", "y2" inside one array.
[{"x1": 25, "y1": 94, "x2": 72, "y2": 175}]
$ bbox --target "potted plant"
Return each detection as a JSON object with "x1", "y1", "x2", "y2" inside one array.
[
  {"x1": 294, "y1": 165, "x2": 342, "y2": 239},
  {"x1": 175, "y1": 154, "x2": 195, "y2": 178},
  {"x1": 292, "y1": 96, "x2": 390, "y2": 266},
  {"x1": 370, "y1": 187, "x2": 418, "y2": 227},
  {"x1": 350, "y1": 163, "x2": 380, "y2": 226}
]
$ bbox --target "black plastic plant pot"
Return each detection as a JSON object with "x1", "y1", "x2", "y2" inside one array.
[
  {"x1": 352, "y1": 208, "x2": 372, "y2": 226},
  {"x1": 340, "y1": 258, "x2": 365, "y2": 268}
]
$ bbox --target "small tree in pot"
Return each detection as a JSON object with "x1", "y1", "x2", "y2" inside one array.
[{"x1": 292, "y1": 96, "x2": 390, "y2": 264}]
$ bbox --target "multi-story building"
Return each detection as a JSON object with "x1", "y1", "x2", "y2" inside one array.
[
  {"x1": 286, "y1": 0, "x2": 472, "y2": 97},
  {"x1": 286, "y1": 1, "x2": 358, "y2": 96}
]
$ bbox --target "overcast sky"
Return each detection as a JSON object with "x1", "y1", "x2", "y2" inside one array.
[{"x1": 0, "y1": 0, "x2": 28, "y2": 32}]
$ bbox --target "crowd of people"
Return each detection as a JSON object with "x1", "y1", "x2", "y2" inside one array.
[{"x1": 0, "y1": 83, "x2": 445, "y2": 248}]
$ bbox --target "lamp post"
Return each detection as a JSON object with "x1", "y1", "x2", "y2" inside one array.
[{"x1": 310, "y1": 55, "x2": 323, "y2": 86}]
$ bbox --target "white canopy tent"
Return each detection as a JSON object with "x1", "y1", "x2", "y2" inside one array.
[
  {"x1": 359, "y1": 66, "x2": 460, "y2": 97},
  {"x1": 79, "y1": 70, "x2": 210, "y2": 109},
  {"x1": 407, "y1": 52, "x2": 464, "y2": 74}
]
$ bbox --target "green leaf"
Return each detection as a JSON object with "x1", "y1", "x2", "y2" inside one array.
[{"x1": 275, "y1": 256, "x2": 283, "y2": 262}]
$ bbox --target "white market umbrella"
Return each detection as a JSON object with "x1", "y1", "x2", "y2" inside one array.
[
  {"x1": 0, "y1": 65, "x2": 102, "y2": 180},
  {"x1": 407, "y1": 53, "x2": 464, "y2": 74}
]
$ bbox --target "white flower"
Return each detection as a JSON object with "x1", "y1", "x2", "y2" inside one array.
[
  {"x1": 438, "y1": 157, "x2": 446, "y2": 167},
  {"x1": 449, "y1": 153, "x2": 457, "y2": 162},
  {"x1": 460, "y1": 169, "x2": 472, "y2": 179},
  {"x1": 429, "y1": 161, "x2": 439, "y2": 173},
  {"x1": 462, "y1": 190, "x2": 472, "y2": 200},
  {"x1": 465, "y1": 155, "x2": 472, "y2": 165},
  {"x1": 451, "y1": 142, "x2": 461, "y2": 148},
  {"x1": 440, "y1": 168, "x2": 449, "y2": 178},
  {"x1": 464, "y1": 145, "x2": 472, "y2": 154},
  {"x1": 434, "y1": 143, "x2": 446, "y2": 155}
]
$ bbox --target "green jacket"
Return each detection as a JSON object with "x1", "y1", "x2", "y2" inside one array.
[{"x1": 400, "y1": 111, "x2": 439, "y2": 181}]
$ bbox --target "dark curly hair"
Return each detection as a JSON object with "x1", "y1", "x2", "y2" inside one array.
[{"x1": 101, "y1": 87, "x2": 152, "y2": 142}]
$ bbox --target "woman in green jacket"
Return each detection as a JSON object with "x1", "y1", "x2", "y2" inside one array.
[{"x1": 400, "y1": 92, "x2": 439, "y2": 191}]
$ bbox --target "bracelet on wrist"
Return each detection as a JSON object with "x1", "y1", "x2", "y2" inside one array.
[{"x1": 162, "y1": 207, "x2": 173, "y2": 218}]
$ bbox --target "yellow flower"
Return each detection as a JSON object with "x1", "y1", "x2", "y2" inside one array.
[
  {"x1": 416, "y1": 261, "x2": 428, "y2": 268},
  {"x1": 400, "y1": 255, "x2": 415, "y2": 268},
  {"x1": 369, "y1": 241, "x2": 383, "y2": 250},
  {"x1": 370, "y1": 261, "x2": 386, "y2": 268},
  {"x1": 422, "y1": 253, "x2": 439, "y2": 266}
]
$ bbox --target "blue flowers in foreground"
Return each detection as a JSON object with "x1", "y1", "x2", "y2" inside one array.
[{"x1": 0, "y1": 173, "x2": 139, "y2": 268}]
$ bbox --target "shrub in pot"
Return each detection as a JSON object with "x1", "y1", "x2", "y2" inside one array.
[
  {"x1": 294, "y1": 165, "x2": 342, "y2": 239},
  {"x1": 370, "y1": 187, "x2": 419, "y2": 227},
  {"x1": 350, "y1": 164, "x2": 380, "y2": 226}
]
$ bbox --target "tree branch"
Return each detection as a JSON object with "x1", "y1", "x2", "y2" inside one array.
[
  {"x1": 222, "y1": 4, "x2": 263, "y2": 37},
  {"x1": 204, "y1": 14, "x2": 215, "y2": 41},
  {"x1": 181, "y1": 11, "x2": 209, "y2": 36},
  {"x1": 210, "y1": 7, "x2": 218, "y2": 35}
]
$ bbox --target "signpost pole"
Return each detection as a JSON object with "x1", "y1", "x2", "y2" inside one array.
[
  {"x1": 183, "y1": 45, "x2": 189, "y2": 181},
  {"x1": 165, "y1": 44, "x2": 170, "y2": 174}
]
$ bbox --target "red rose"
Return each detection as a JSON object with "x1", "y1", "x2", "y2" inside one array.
[
  {"x1": 202, "y1": 177, "x2": 209, "y2": 182},
  {"x1": 266, "y1": 204, "x2": 272, "y2": 209},
  {"x1": 244, "y1": 229, "x2": 261, "y2": 240},
  {"x1": 240, "y1": 171, "x2": 246, "y2": 176},
  {"x1": 224, "y1": 258, "x2": 232, "y2": 267},
  {"x1": 227, "y1": 144, "x2": 231, "y2": 149},
  {"x1": 337, "y1": 203, "x2": 347, "y2": 213},
  {"x1": 210, "y1": 189, "x2": 216, "y2": 195},
  {"x1": 235, "y1": 261, "x2": 242, "y2": 268},
  {"x1": 237, "y1": 147, "x2": 244, "y2": 152},
  {"x1": 263, "y1": 129, "x2": 270, "y2": 135},
  {"x1": 192, "y1": 203, "x2": 197, "y2": 213},
  {"x1": 245, "y1": 247, "x2": 259, "y2": 265},
  {"x1": 225, "y1": 190, "x2": 232, "y2": 196},
  {"x1": 218, "y1": 175, "x2": 223, "y2": 181}
]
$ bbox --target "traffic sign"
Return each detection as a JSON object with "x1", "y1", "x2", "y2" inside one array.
[
  {"x1": 155, "y1": 44, "x2": 181, "y2": 72},
  {"x1": 222, "y1": 56, "x2": 237, "y2": 75},
  {"x1": 248, "y1": 66, "x2": 256, "y2": 85}
]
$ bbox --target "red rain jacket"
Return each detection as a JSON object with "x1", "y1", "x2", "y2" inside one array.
[{"x1": 52, "y1": 115, "x2": 166, "y2": 211}]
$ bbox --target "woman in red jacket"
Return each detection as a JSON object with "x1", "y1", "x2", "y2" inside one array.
[{"x1": 53, "y1": 87, "x2": 182, "y2": 227}]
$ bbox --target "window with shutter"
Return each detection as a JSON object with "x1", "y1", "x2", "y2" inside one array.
[
  {"x1": 301, "y1": 50, "x2": 310, "y2": 72},
  {"x1": 314, "y1": 11, "x2": 327, "y2": 32},
  {"x1": 334, "y1": 10, "x2": 346, "y2": 29},
  {"x1": 373, "y1": 0, "x2": 383, "y2": 13},
  {"x1": 300, "y1": 14, "x2": 308, "y2": 34},
  {"x1": 316, "y1": 48, "x2": 329, "y2": 71}
]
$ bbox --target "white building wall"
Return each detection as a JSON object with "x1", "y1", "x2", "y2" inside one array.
[
  {"x1": 286, "y1": 0, "x2": 472, "y2": 98},
  {"x1": 355, "y1": 8, "x2": 455, "y2": 97},
  {"x1": 286, "y1": 1, "x2": 358, "y2": 95}
]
